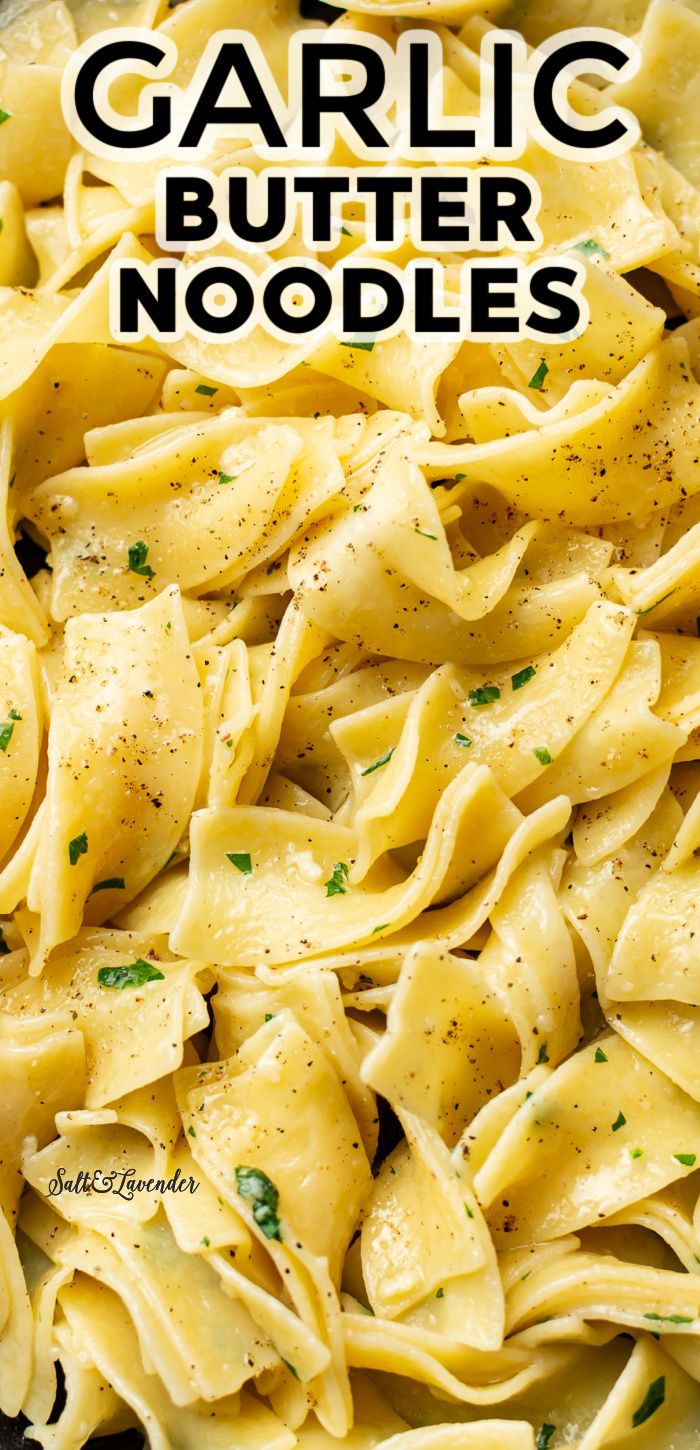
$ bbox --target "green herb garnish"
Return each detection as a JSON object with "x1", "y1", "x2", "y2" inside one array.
[
  {"x1": 573, "y1": 238, "x2": 610, "y2": 260},
  {"x1": 512, "y1": 665, "x2": 536, "y2": 690},
  {"x1": 469, "y1": 686, "x2": 500, "y2": 707},
  {"x1": 533, "y1": 747, "x2": 553, "y2": 765},
  {"x1": 528, "y1": 361, "x2": 549, "y2": 391},
  {"x1": 235, "y1": 1165, "x2": 282, "y2": 1241},
  {"x1": 127, "y1": 541, "x2": 154, "y2": 579},
  {"x1": 631, "y1": 1376, "x2": 665, "y2": 1427},
  {"x1": 0, "y1": 111, "x2": 11, "y2": 126},
  {"x1": 644, "y1": 1312, "x2": 693, "y2": 1324},
  {"x1": 68, "y1": 832, "x2": 88, "y2": 866},
  {"x1": 227, "y1": 851, "x2": 252, "y2": 874},
  {"x1": 97, "y1": 959, "x2": 165, "y2": 989},
  {"x1": 594, "y1": 1047, "x2": 608, "y2": 1063},
  {"x1": 612, "y1": 1110, "x2": 626, "y2": 1132},
  {"x1": 325, "y1": 861, "x2": 349, "y2": 897},
  {"x1": 0, "y1": 708, "x2": 21, "y2": 753},
  {"x1": 674, "y1": 1153, "x2": 697, "y2": 1166},
  {"x1": 537, "y1": 1043, "x2": 549, "y2": 1064},
  {"x1": 195, "y1": 383, "x2": 218, "y2": 396},
  {"x1": 636, "y1": 589, "x2": 676, "y2": 616},
  {"x1": 340, "y1": 340, "x2": 375, "y2": 352},
  {"x1": 536, "y1": 1428, "x2": 556, "y2": 1450},
  {"x1": 90, "y1": 877, "x2": 125, "y2": 894},
  {"x1": 455, "y1": 733, "x2": 472, "y2": 748},
  {"x1": 218, "y1": 472, "x2": 236, "y2": 484},
  {"x1": 414, "y1": 527, "x2": 437, "y2": 540},
  {"x1": 361, "y1": 748, "x2": 395, "y2": 776}
]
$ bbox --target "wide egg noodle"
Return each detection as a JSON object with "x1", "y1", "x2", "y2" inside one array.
[{"x1": 21, "y1": 586, "x2": 203, "y2": 966}]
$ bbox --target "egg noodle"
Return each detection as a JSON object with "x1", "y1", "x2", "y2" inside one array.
[{"x1": 1, "y1": 0, "x2": 700, "y2": 1446}]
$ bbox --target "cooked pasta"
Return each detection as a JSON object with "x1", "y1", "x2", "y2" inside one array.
[{"x1": 0, "y1": 0, "x2": 700, "y2": 1446}]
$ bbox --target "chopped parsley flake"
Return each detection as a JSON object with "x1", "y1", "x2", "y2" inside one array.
[
  {"x1": 264, "y1": 1013, "x2": 274, "y2": 1022},
  {"x1": 630, "y1": 1147, "x2": 643, "y2": 1159},
  {"x1": 325, "y1": 861, "x2": 349, "y2": 897},
  {"x1": 533, "y1": 747, "x2": 553, "y2": 765},
  {"x1": 340, "y1": 226, "x2": 352, "y2": 236},
  {"x1": 594, "y1": 1047, "x2": 608, "y2": 1063},
  {"x1": 0, "y1": 708, "x2": 21, "y2": 753},
  {"x1": 536, "y1": 1428, "x2": 556, "y2": 1450},
  {"x1": 573, "y1": 238, "x2": 610, "y2": 260},
  {"x1": 218, "y1": 472, "x2": 236, "y2": 484},
  {"x1": 537, "y1": 1042, "x2": 549, "y2": 1064},
  {"x1": 528, "y1": 360, "x2": 549, "y2": 391},
  {"x1": 636, "y1": 589, "x2": 676, "y2": 616},
  {"x1": 0, "y1": 110, "x2": 10, "y2": 126},
  {"x1": 469, "y1": 685, "x2": 500, "y2": 707},
  {"x1": 127, "y1": 540, "x2": 154, "y2": 578},
  {"x1": 644, "y1": 1312, "x2": 693, "y2": 1325},
  {"x1": 227, "y1": 851, "x2": 252, "y2": 874},
  {"x1": 674, "y1": 1152, "x2": 697, "y2": 1166},
  {"x1": 465, "y1": 1205, "x2": 474, "y2": 1219},
  {"x1": 436, "y1": 1287, "x2": 444, "y2": 1298},
  {"x1": 187, "y1": 1125, "x2": 196, "y2": 1137},
  {"x1": 361, "y1": 748, "x2": 395, "y2": 776},
  {"x1": 454, "y1": 472, "x2": 466, "y2": 481},
  {"x1": 414, "y1": 527, "x2": 437, "y2": 540},
  {"x1": 201, "y1": 1235, "x2": 210, "y2": 1246},
  {"x1": 235, "y1": 1165, "x2": 282, "y2": 1240},
  {"x1": 195, "y1": 383, "x2": 218, "y2": 396},
  {"x1": 631, "y1": 1376, "x2": 665, "y2": 1427},
  {"x1": 455, "y1": 732, "x2": 472, "y2": 748},
  {"x1": 282, "y1": 1359, "x2": 299, "y2": 1380},
  {"x1": 68, "y1": 832, "x2": 88, "y2": 866},
  {"x1": 512, "y1": 665, "x2": 536, "y2": 690},
  {"x1": 372, "y1": 923, "x2": 389, "y2": 933},
  {"x1": 340, "y1": 340, "x2": 375, "y2": 352},
  {"x1": 90, "y1": 877, "x2": 125, "y2": 894},
  {"x1": 97, "y1": 959, "x2": 165, "y2": 989},
  {"x1": 612, "y1": 1110, "x2": 627, "y2": 1132}
]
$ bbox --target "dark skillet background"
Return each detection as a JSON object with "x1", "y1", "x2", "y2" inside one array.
[{"x1": 0, "y1": 1415, "x2": 144, "y2": 1449}]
